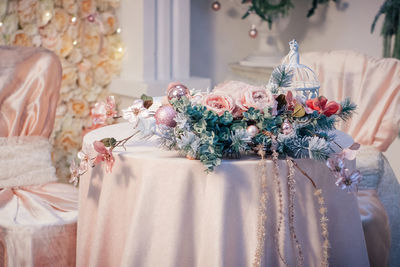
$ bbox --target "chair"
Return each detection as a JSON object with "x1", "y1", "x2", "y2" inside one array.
[
  {"x1": 0, "y1": 46, "x2": 78, "y2": 266},
  {"x1": 302, "y1": 51, "x2": 400, "y2": 267}
]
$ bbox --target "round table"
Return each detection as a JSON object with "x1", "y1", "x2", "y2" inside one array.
[{"x1": 77, "y1": 123, "x2": 369, "y2": 267}]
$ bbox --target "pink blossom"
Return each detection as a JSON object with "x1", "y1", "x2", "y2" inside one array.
[
  {"x1": 335, "y1": 169, "x2": 362, "y2": 192},
  {"x1": 77, "y1": 143, "x2": 95, "y2": 172},
  {"x1": 285, "y1": 91, "x2": 297, "y2": 111},
  {"x1": 341, "y1": 142, "x2": 360, "y2": 160},
  {"x1": 202, "y1": 93, "x2": 235, "y2": 116},
  {"x1": 326, "y1": 153, "x2": 345, "y2": 174},
  {"x1": 91, "y1": 96, "x2": 117, "y2": 125},
  {"x1": 93, "y1": 141, "x2": 115, "y2": 173}
]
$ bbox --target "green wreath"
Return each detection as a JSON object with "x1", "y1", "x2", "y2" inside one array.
[{"x1": 241, "y1": 0, "x2": 335, "y2": 28}]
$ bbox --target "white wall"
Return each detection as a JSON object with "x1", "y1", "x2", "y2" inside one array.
[
  {"x1": 190, "y1": 0, "x2": 384, "y2": 84},
  {"x1": 190, "y1": 0, "x2": 400, "y2": 179}
]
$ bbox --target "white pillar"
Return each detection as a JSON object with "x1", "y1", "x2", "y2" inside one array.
[{"x1": 110, "y1": 0, "x2": 210, "y2": 98}]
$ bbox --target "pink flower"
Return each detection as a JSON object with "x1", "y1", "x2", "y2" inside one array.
[
  {"x1": 285, "y1": 91, "x2": 297, "y2": 111},
  {"x1": 91, "y1": 96, "x2": 117, "y2": 125},
  {"x1": 326, "y1": 153, "x2": 345, "y2": 174},
  {"x1": 341, "y1": 142, "x2": 360, "y2": 160},
  {"x1": 335, "y1": 169, "x2": 362, "y2": 192},
  {"x1": 236, "y1": 86, "x2": 277, "y2": 115},
  {"x1": 77, "y1": 143, "x2": 95, "y2": 172},
  {"x1": 93, "y1": 141, "x2": 115, "y2": 173},
  {"x1": 202, "y1": 93, "x2": 235, "y2": 116}
]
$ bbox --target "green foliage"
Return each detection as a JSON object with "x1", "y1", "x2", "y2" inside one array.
[
  {"x1": 140, "y1": 94, "x2": 153, "y2": 109},
  {"x1": 307, "y1": 0, "x2": 336, "y2": 18},
  {"x1": 240, "y1": 0, "x2": 335, "y2": 28},
  {"x1": 371, "y1": 0, "x2": 400, "y2": 59},
  {"x1": 338, "y1": 98, "x2": 357, "y2": 121},
  {"x1": 164, "y1": 94, "x2": 356, "y2": 172}
]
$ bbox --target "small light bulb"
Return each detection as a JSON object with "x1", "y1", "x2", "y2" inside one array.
[
  {"x1": 71, "y1": 16, "x2": 77, "y2": 23},
  {"x1": 44, "y1": 11, "x2": 51, "y2": 18},
  {"x1": 73, "y1": 40, "x2": 78, "y2": 46},
  {"x1": 116, "y1": 28, "x2": 121, "y2": 34},
  {"x1": 0, "y1": 22, "x2": 3, "y2": 27},
  {"x1": 117, "y1": 47, "x2": 123, "y2": 53}
]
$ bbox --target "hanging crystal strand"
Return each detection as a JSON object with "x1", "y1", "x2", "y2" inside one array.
[
  {"x1": 253, "y1": 145, "x2": 268, "y2": 267},
  {"x1": 271, "y1": 138, "x2": 290, "y2": 267},
  {"x1": 314, "y1": 189, "x2": 330, "y2": 267},
  {"x1": 286, "y1": 159, "x2": 304, "y2": 267}
]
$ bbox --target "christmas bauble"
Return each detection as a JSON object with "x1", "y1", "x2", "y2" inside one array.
[
  {"x1": 155, "y1": 105, "x2": 177, "y2": 128},
  {"x1": 211, "y1": 1, "x2": 221, "y2": 11},
  {"x1": 249, "y1": 26, "x2": 258, "y2": 38},
  {"x1": 167, "y1": 83, "x2": 190, "y2": 102},
  {"x1": 246, "y1": 125, "x2": 259, "y2": 137},
  {"x1": 282, "y1": 120, "x2": 293, "y2": 135},
  {"x1": 87, "y1": 14, "x2": 95, "y2": 22}
]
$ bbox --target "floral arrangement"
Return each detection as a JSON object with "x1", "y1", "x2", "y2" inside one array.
[
  {"x1": 70, "y1": 76, "x2": 361, "y2": 192},
  {"x1": 0, "y1": 0, "x2": 124, "y2": 181},
  {"x1": 70, "y1": 63, "x2": 362, "y2": 266}
]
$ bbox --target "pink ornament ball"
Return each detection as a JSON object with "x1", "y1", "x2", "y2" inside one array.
[
  {"x1": 211, "y1": 1, "x2": 221, "y2": 11},
  {"x1": 87, "y1": 14, "x2": 95, "y2": 22},
  {"x1": 246, "y1": 125, "x2": 259, "y2": 137},
  {"x1": 282, "y1": 120, "x2": 293, "y2": 135},
  {"x1": 154, "y1": 105, "x2": 177, "y2": 128},
  {"x1": 167, "y1": 82, "x2": 190, "y2": 102},
  {"x1": 249, "y1": 28, "x2": 258, "y2": 38}
]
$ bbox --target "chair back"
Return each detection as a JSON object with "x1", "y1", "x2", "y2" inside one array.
[
  {"x1": 302, "y1": 51, "x2": 400, "y2": 152},
  {"x1": 0, "y1": 46, "x2": 61, "y2": 138}
]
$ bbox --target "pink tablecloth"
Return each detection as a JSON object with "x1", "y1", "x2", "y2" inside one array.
[{"x1": 77, "y1": 123, "x2": 369, "y2": 267}]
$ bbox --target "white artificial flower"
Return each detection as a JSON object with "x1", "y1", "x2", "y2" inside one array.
[
  {"x1": 122, "y1": 99, "x2": 150, "y2": 126},
  {"x1": 78, "y1": 143, "x2": 95, "y2": 172}
]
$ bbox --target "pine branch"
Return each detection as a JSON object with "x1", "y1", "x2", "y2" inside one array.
[
  {"x1": 338, "y1": 98, "x2": 357, "y2": 121},
  {"x1": 316, "y1": 115, "x2": 337, "y2": 131},
  {"x1": 270, "y1": 65, "x2": 293, "y2": 88}
]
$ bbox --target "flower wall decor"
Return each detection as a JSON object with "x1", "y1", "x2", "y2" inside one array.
[{"x1": 0, "y1": 0, "x2": 124, "y2": 181}]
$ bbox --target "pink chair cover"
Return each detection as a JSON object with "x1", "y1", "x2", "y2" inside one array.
[
  {"x1": 302, "y1": 51, "x2": 400, "y2": 267},
  {"x1": 0, "y1": 46, "x2": 78, "y2": 266},
  {"x1": 302, "y1": 51, "x2": 400, "y2": 152}
]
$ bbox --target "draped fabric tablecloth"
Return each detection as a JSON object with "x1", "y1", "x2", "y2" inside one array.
[{"x1": 77, "y1": 123, "x2": 369, "y2": 267}]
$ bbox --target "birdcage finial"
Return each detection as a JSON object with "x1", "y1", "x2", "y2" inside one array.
[
  {"x1": 288, "y1": 39, "x2": 299, "y2": 65},
  {"x1": 268, "y1": 39, "x2": 320, "y2": 99}
]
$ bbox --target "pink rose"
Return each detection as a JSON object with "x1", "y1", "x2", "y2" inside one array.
[
  {"x1": 202, "y1": 93, "x2": 235, "y2": 116},
  {"x1": 236, "y1": 86, "x2": 277, "y2": 114}
]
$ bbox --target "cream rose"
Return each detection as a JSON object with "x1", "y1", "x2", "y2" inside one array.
[
  {"x1": 11, "y1": 30, "x2": 32, "y2": 47},
  {"x1": 101, "y1": 12, "x2": 118, "y2": 35},
  {"x1": 236, "y1": 86, "x2": 277, "y2": 113},
  {"x1": 202, "y1": 93, "x2": 235, "y2": 116},
  {"x1": 68, "y1": 98, "x2": 90, "y2": 117}
]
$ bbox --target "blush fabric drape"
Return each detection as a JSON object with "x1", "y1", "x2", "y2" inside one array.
[
  {"x1": 303, "y1": 51, "x2": 400, "y2": 267},
  {"x1": 0, "y1": 46, "x2": 78, "y2": 267}
]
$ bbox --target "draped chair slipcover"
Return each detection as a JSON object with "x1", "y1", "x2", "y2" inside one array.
[
  {"x1": 0, "y1": 46, "x2": 78, "y2": 267},
  {"x1": 303, "y1": 51, "x2": 400, "y2": 267}
]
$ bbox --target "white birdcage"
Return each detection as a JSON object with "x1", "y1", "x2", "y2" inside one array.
[{"x1": 269, "y1": 40, "x2": 320, "y2": 99}]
